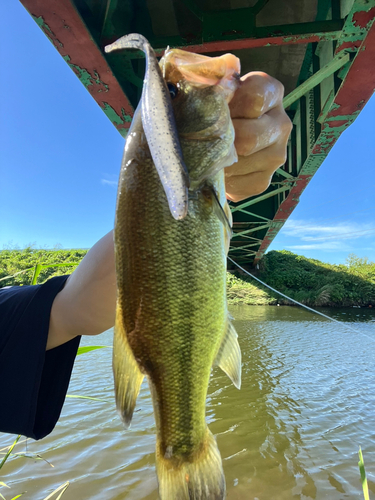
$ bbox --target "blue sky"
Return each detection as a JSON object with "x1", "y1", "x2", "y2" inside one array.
[{"x1": 1, "y1": 1, "x2": 374, "y2": 265}]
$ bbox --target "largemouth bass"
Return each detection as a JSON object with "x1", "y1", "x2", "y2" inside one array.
[{"x1": 106, "y1": 34, "x2": 241, "y2": 499}]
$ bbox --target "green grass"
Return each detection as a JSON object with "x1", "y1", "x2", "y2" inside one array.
[
  {"x1": 229, "y1": 250, "x2": 375, "y2": 307},
  {"x1": 226, "y1": 272, "x2": 277, "y2": 305}
]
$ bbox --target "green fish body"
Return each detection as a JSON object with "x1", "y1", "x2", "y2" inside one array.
[{"x1": 111, "y1": 39, "x2": 242, "y2": 500}]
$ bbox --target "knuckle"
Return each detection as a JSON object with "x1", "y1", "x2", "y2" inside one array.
[
  {"x1": 263, "y1": 144, "x2": 288, "y2": 171},
  {"x1": 250, "y1": 94, "x2": 266, "y2": 116},
  {"x1": 273, "y1": 147, "x2": 288, "y2": 167},
  {"x1": 235, "y1": 138, "x2": 257, "y2": 156},
  {"x1": 256, "y1": 177, "x2": 272, "y2": 194},
  {"x1": 284, "y1": 115, "x2": 293, "y2": 132},
  {"x1": 234, "y1": 127, "x2": 258, "y2": 156},
  {"x1": 272, "y1": 78, "x2": 285, "y2": 97},
  {"x1": 279, "y1": 112, "x2": 293, "y2": 137}
]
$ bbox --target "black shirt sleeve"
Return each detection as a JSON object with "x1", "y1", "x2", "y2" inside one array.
[{"x1": 0, "y1": 276, "x2": 81, "y2": 440}]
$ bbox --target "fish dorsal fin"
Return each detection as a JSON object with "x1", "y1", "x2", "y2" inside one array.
[
  {"x1": 113, "y1": 302, "x2": 144, "y2": 428},
  {"x1": 210, "y1": 187, "x2": 233, "y2": 255},
  {"x1": 214, "y1": 317, "x2": 241, "y2": 389}
]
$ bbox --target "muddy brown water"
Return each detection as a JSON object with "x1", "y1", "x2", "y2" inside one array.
[{"x1": 1, "y1": 306, "x2": 374, "y2": 499}]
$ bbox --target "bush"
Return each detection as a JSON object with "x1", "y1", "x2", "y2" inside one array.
[
  {"x1": 257, "y1": 250, "x2": 375, "y2": 307},
  {"x1": 0, "y1": 248, "x2": 88, "y2": 287}
]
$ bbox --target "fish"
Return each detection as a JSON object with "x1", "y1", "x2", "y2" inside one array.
[{"x1": 105, "y1": 34, "x2": 242, "y2": 499}]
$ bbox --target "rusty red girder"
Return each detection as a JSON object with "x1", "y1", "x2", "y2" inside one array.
[
  {"x1": 159, "y1": 32, "x2": 341, "y2": 55},
  {"x1": 20, "y1": 0, "x2": 134, "y2": 135}
]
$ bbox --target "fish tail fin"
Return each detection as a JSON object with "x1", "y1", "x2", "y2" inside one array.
[
  {"x1": 113, "y1": 302, "x2": 144, "y2": 428},
  {"x1": 156, "y1": 429, "x2": 225, "y2": 500}
]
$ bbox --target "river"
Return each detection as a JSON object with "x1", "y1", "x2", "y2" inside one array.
[{"x1": 1, "y1": 306, "x2": 374, "y2": 499}]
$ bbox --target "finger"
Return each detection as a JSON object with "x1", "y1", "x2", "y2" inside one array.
[
  {"x1": 232, "y1": 105, "x2": 289, "y2": 156},
  {"x1": 225, "y1": 141, "x2": 288, "y2": 201},
  {"x1": 226, "y1": 140, "x2": 288, "y2": 178},
  {"x1": 225, "y1": 170, "x2": 274, "y2": 202},
  {"x1": 229, "y1": 72, "x2": 285, "y2": 119}
]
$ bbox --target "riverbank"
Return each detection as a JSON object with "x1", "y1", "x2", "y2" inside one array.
[
  {"x1": 228, "y1": 251, "x2": 375, "y2": 308},
  {"x1": 1, "y1": 248, "x2": 374, "y2": 307}
]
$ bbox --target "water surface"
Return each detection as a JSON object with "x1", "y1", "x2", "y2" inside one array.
[{"x1": 1, "y1": 306, "x2": 374, "y2": 499}]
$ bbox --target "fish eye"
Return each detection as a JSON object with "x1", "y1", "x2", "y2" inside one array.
[{"x1": 167, "y1": 82, "x2": 178, "y2": 99}]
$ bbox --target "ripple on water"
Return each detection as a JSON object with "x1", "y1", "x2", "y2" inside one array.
[{"x1": 1, "y1": 307, "x2": 374, "y2": 499}]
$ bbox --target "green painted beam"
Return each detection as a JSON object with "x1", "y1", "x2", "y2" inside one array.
[
  {"x1": 230, "y1": 242, "x2": 261, "y2": 251},
  {"x1": 275, "y1": 168, "x2": 297, "y2": 180},
  {"x1": 231, "y1": 184, "x2": 293, "y2": 213},
  {"x1": 317, "y1": 88, "x2": 335, "y2": 124},
  {"x1": 283, "y1": 52, "x2": 350, "y2": 108},
  {"x1": 233, "y1": 208, "x2": 271, "y2": 220},
  {"x1": 179, "y1": 0, "x2": 203, "y2": 21},
  {"x1": 237, "y1": 235, "x2": 263, "y2": 242},
  {"x1": 240, "y1": 211, "x2": 272, "y2": 222},
  {"x1": 232, "y1": 223, "x2": 271, "y2": 238},
  {"x1": 254, "y1": 20, "x2": 344, "y2": 39},
  {"x1": 251, "y1": 0, "x2": 270, "y2": 16}
]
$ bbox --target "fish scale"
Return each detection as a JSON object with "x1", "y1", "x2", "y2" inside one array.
[{"x1": 108, "y1": 34, "x2": 242, "y2": 499}]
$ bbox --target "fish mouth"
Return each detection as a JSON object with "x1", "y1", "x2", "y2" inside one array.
[{"x1": 162, "y1": 50, "x2": 241, "y2": 103}]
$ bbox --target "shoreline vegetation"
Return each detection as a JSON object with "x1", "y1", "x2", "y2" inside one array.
[{"x1": 0, "y1": 248, "x2": 374, "y2": 308}]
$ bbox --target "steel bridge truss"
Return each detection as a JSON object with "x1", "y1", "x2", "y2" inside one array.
[
  {"x1": 231, "y1": 1, "x2": 375, "y2": 266},
  {"x1": 19, "y1": 0, "x2": 375, "y2": 267}
]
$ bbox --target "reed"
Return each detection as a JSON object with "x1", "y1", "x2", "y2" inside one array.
[
  {"x1": 358, "y1": 447, "x2": 370, "y2": 500},
  {"x1": 0, "y1": 436, "x2": 70, "y2": 499}
]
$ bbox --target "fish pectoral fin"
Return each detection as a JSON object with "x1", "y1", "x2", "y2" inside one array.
[
  {"x1": 113, "y1": 303, "x2": 144, "y2": 428},
  {"x1": 223, "y1": 200, "x2": 233, "y2": 255},
  {"x1": 214, "y1": 317, "x2": 241, "y2": 389},
  {"x1": 210, "y1": 187, "x2": 233, "y2": 254}
]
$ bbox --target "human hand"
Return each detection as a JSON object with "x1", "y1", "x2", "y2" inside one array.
[{"x1": 225, "y1": 72, "x2": 293, "y2": 202}]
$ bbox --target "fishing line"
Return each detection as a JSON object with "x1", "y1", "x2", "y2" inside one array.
[{"x1": 227, "y1": 256, "x2": 375, "y2": 343}]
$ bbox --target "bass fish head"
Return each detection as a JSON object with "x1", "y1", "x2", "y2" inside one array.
[{"x1": 161, "y1": 50, "x2": 241, "y2": 190}]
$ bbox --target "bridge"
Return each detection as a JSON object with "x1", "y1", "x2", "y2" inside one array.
[{"x1": 19, "y1": 0, "x2": 375, "y2": 267}]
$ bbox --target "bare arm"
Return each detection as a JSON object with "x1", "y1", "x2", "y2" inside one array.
[{"x1": 46, "y1": 230, "x2": 116, "y2": 350}]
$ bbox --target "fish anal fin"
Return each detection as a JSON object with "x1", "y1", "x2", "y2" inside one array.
[
  {"x1": 156, "y1": 429, "x2": 225, "y2": 499},
  {"x1": 214, "y1": 317, "x2": 241, "y2": 389},
  {"x1": 113, "y1": 302, "x2": 144, "y2": 428}
]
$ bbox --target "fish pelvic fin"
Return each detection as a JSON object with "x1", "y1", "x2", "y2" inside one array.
[
  {"x1": 156, "y1": 428, "x2": 225, "y2": 500},
  {"x1": 214, "y1": 317, "x2": 241, "y2": 389},
  {"x1": 113, "y1": 302, "x2": 144, "y2": 428}
]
